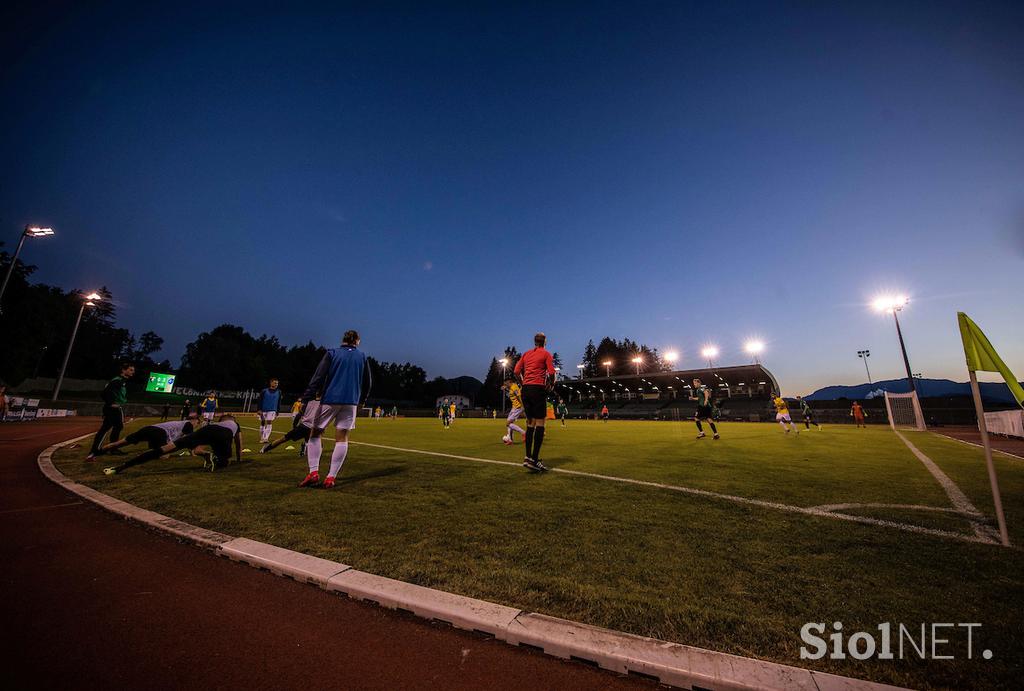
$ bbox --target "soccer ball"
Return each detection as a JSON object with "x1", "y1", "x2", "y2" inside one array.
[{"x1": 502, "y1": 434, "x2": 511, "y2": 444}]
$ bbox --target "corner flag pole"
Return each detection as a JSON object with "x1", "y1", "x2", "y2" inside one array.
[{"x1": 967, "y1": 370, "x2": 1009, "y2": 546}]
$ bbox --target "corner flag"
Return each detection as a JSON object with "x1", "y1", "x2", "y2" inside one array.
[
  {"x1": 957, "y1": 312, "x2": 1016, "y2": 546},
  {"x1": 958, "y1": 312, "x2": 1024, "y2": 407}
]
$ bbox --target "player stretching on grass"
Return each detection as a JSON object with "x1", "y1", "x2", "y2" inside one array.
[
  {"x1": 92, "y1": 414, "x2": 197, "y2": 457},
  {"x1": 104, "y1": 414, "x2": 242, "y2": 474},
  {"x1": 690, "y1": 378, "x2": 719, "y2": 439},
  {"x1": 256, "y1": 378, "x2": 282, "y2": 443},
  {"x1": 260, "y1": 400, "x2": 315, "y2": 455},
  {"x1": 297, "y1": 330, "x2": 371, "y2": 489},
  {"x1": 772, "y1": 394, "x2": 800, "y2": 434},
  {"x1": 501, "y1": 379, "x2": 526, "y2": 444},
  {"x1": 513, "y1": 332, "x2": 556, "y2": 471},
  {"x1": 851, "y1": 401, "x2": 867, "y2": 428},
  {"x1": 796, "y1": 395, "x2": 822, "y2": 430}
]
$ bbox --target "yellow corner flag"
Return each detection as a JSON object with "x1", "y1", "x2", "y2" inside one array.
[{"x1": 958, "y1": 312, "x2": 1024, "y2": 407}]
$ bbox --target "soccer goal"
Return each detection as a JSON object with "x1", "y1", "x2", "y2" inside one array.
[{"x1": 883, "y1": 391, "x2": 926, "y2": 431}]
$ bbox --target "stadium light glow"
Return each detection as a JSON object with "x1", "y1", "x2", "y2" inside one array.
[
  {"x1": 1, "y1": 224, "x2": 57, "y2": 315},
  {"x1": 872, "y1": 294, "x2": 909, "y2": 313},
  {"x1": 85, "y1": 292, "x2": 102, "y2": 301},
  {"x1": 631, "y1": 355, "x2": 643, "y2": 375},
  {"x1": 499, "y1": 358, "x2": 508, "y2": 366},
  {"x1": 701, "y1": 346, "x2": 718, "y2": 358},
  {"x1": 26, "y1": 226, "x2": 55, "y2": 237},
  {"x1": 744, "y1": 340, "x2": 764, "y2": 355},
  {"x1": 664, "y1": 350, "x2": 679, "y2": 364}
]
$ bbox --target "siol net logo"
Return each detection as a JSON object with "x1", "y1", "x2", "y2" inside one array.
[{"x1": 800, "y1": 622, "x2": 992, "y2": 661}]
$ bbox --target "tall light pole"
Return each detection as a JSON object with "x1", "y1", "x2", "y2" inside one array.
[
  {"x1": 701, "y1": 346, "x2": 718, "y2": 370},
  {"x1": 53, "y1": 292, "x2": 102, "y2": 401},
  {"x1": 0, "y1": 225, "x2": 55, "y2": 314},
  {"x1": 857, "y1": 349, "x2": 872, "y2": 384},
  {"x1": 632, "y1": 356, "x2": 643, "y2": 376},
  {"x1": 499, "y1": 357, "x2": 509, "y2": 414},
  {"x1": 873, "y1": 295, "x2": 916, "y2": 394},
  {"x1": 577, "y1": 363, "x2": 585, "y2": 380},
  {"x1": 744, "y1": 340, "x2": 764, "y2": 365},
  {"x1": 602, "y1": 360, "x2": 612, "y2": 378}
]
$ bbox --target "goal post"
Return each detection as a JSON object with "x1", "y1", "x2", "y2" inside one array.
[{"x1": 883, "y1": 391, "x2": 926, "y2": 431}]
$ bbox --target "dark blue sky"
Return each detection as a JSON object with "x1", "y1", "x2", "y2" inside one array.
[{"x1": 2, "y1": 1, "x2": 1022, "y2": 394}]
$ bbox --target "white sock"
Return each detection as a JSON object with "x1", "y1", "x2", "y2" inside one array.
[
  {"x1": 306, "y1": 437, "x2": 322, "y2": 472},
  {"x1": 260, "y1": 424, "x2": 268, "y2": 442},
  {"x1": 509, "y1": 424, "x2": 524, "y2": 436},
  {"x1": 328, "y1": 441, "x2": 348, "y2": 478}
]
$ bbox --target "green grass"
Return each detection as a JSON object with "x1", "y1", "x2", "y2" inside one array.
[{"x1": 55, "y1": 417, "x2": 1024, "y2": 690}]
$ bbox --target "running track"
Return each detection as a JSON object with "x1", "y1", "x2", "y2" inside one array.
[{"x1": 0, "y1": 420, "x2": 647, "y2": 690}]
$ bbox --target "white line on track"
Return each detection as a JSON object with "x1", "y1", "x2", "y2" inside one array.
[
  {"x1": 242, "y1": 425, "x2": 999, "y2": 546},
  {"x1": 930, "y1": 431, "x2": 1024, "y2": 460}
]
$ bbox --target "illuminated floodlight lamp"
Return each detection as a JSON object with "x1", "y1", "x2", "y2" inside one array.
[
  {"x1": 664, "y1": 350, "x2": 679, "y2": 365},
  {"x1": 744, "y1": 340, "x2": 764, "y2": 355},
  {"x1": 25, "y1": 226, "x2": 55, "y2": 237},
  {"x1": 872, "y1": 294, "x2": 909, "y2": 313},
  {"x1": 701, "y1": 346, "x2": 718, "y2": 359}
]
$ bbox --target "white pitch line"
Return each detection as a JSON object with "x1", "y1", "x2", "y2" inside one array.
[
  {"x1": 893, "y1": 431, "x2": 1000, "y2": 543},
  {"x1": 243, "y1": 425, "x2": 996, "y2": 546},
  {"x1": 931, "y1": 431, "x2": 1024, "y2": 461}
]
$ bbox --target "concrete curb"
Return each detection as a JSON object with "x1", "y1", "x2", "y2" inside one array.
[{"x1": 39, "y1": 436, "x2": 906, "y2": 691}]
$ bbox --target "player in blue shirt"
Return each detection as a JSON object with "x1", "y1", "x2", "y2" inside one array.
[
  {"x1": 256, "y1": 378, "x2": 283, "y2": 443},
  {"x1": 297, "y1": 330, "x2": 372, "y2": 489}
]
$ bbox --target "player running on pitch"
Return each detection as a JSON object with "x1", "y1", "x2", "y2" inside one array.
[
  {"x1": 297, "y1": 330, "x2": 371, "y2": 489},
  {"x1": 690, "y1": 378, "x2": 719, "y2": 439},
  {"x1": 92, "y1": 414, "x2": 198, "y2": 457},
  {"x1": 256, "y1": 378, "x2": 283, "y2": 443},
  {"x1": 556, "y1": 398, "x2": 568, "y2": 427},
  {"x1": 103, "y1": 414, "x2": 242, "y2": 475},
  {"x1": 772, "y1": 394, "x2": 800, "y2": 434},
  {"x1": 796, "y1": 395, "x2": 822, "y2": 430},
  {"x1": 502, "y1": 378, "x2": 526, "y2": 444},
  {"x1": 513, "y1": 332, "x2": 556, "y2": 471}
]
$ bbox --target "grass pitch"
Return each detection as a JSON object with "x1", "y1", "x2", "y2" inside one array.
[{"x1": 55, "y1": 417, "x2": 1024, "y2": 689}]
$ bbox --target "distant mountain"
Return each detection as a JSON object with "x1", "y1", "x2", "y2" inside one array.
[{"x1": 806, "y1": 377, "x2": 1023, "y2": 404}]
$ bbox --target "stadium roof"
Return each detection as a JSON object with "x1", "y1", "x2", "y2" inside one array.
[{"x1": 554, "y1": 364, "x2": 780, "y2": 398}]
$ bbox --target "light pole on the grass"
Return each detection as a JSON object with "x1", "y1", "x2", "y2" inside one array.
[
  {"x1": 602, "y1": 360, "x2": 612, "y2": 378},
  {"x1": 632, "y1": 356, "x2": 642, "y2": 376},
  {"x1": 499, "y1": 358, "x2": 509, "y2": 414},
  {"x1": 0, "y1": 225, "x2": 55, "y2": 314},
  {"x1": 873, "y1": 295, "x2": 917, "y2": 394},
  {"x1": 53, "y1": 291, "x2": 102, "y2": 401},
  {"x1": 857, "y1": 349, "x2": 872, "y2": 384},
  {"x1": 701, "y1": 346, "x2": 718, "y2": 370},
  {"x1": 744, "y1": 340, "x2": 764, "y2": 365}
]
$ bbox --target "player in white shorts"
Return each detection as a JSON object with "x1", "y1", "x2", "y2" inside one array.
[
  {"x1": 501, "y1": 378, "x2": 526, "y2": 444},
  {"x1": 772, "y1": 394, "x2": 799, "y2": 434},
  {"x1": 256, "y1": 378, "x2": 283, "y2": 443},
  {"x1": 297, "y1": 330, "x2": 372, "y2": 489}
]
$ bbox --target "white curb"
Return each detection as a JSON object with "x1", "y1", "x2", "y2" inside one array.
[{"x1": 38, "y1": 435, "x2": 908, "y2": 691}]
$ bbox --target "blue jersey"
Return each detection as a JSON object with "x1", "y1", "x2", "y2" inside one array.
[
  {"x1": 302, "y1": 346, "x2": 372, "y2": 406},
  {"x1": 202, "y1": 397, "x2": 218, "y2": 412},
  {"x1": 257, "y1": 387, "x2": 282, "y2": 413}
]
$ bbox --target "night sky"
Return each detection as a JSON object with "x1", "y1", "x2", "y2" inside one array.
[{"x1": 2, "y1": 1, "x2": 1022, "y2": 394}]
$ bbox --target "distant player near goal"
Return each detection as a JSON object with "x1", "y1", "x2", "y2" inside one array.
[
  {"x1": 256, "y1": 378, "x2": 282, "y2": 444},
  {"x1": 298, "y1": 330, "x2": 372, "y2": 489},
  {"x1": 796, "y1": 395, "x2": 821, "y2": 430},
  {"x1": 513, "y1": 332, "x2": 556, "y2": 471},
  {"x1": 501, "y1": 379, "x2": 526, "y2": 444},
  {"x1": 690, "y1": 378, "x2": 719, "y2": 439},
  {"x1": 851, "y1": 401, "x2": 867, "y2": 428},
  {"x1": 772, "y1": 394, "x2": 800, "y2": 434}
]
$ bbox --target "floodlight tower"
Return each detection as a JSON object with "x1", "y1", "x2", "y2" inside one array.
[
  {"x1": 0, "y1": 225, "x2": 55, "y2": 314},
  {"x1": 857, "y1": 350, "x2": 872, "y2": 384},
  {"x1": 632, "y1": 356, "x2": 643, "y2": 376},
  {"x1": 602, "y1": 360, "x2": 612, "y2": 378},
  {"x1": 701, "y1": 346, "x2": 718, "y2": 369},
  {"x1": 872, "y1": 295, "x2": 916, "y2": 394},
  {"x1": 53, "y1": 292, "x2": 102, "y2": 401},
  {"x1": 577, "y1": 363, "x2": 585, "y2": 379},
  {"x1": 499, "y1": 357, "x2": 509, "y2": 414},
  {"x1": 744, "y1": 340, "x2": 764, "y2": 365},
  {"x1": 664, "y1": 351, "x2": 679, "y2": 367}
]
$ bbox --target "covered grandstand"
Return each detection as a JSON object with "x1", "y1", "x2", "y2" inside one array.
[{"x1": 554, "y1": 364, "x2": 782, "y2": 421}]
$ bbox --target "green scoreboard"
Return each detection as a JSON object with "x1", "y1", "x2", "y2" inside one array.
[{"x1": 146, "y1": 372, "x2": 176, "y2": 394}]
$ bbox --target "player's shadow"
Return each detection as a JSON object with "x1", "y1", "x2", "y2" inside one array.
[{"x1": 333, "y1": 466, "x2": 406, "y2": 486}]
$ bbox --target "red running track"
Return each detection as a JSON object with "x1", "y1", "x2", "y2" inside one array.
[{"x1": 0, "y1": 419, "x2": 648, "y2": 690}]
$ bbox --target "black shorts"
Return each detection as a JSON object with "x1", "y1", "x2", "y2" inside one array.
[
  {"x1": 124, "y1": 426, "x2": 169, "y2": 449},
  {"x1": 521, "y1": 385, "x2": 547, "y2": 420},
  {"x1": 695, "y1": 405, "x2": 713, "y2": 420},
  {"x1": 174, "y1": 425, "x2": 233, "y2": 462}
]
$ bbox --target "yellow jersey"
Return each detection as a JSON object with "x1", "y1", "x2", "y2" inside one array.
[
  {"x1": 291, "y1": 401, "x2": 302, "y2": 414},
  {"x1": 508, "y1": 383, "x2": 523, "y2": 409},
  {"x1": 772, "y1": 397, "x2": 789, "y2": 414}
]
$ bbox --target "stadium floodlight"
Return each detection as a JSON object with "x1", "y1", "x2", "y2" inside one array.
[
  {"x1": 631, "y1": 356, "x2": 643, "y2": 375},
  {"x1": 53, "y1": 291, "x2": 102, "y2": 401},
  {"x1": 577, "y1": 363, "x2": 585, "y2": 380},
  {"x1": 744, "y1": 340, "x2": 764, "y2": 365},
  {"x1": 664, "y1": 350, "x2": 679, "y2": 366},
  {"x1": 0, "y1": 224, "x2": 57, "y2": 314},
  {"x1": 499, "y1": 358, "x2": 510, "y2": 413},
  {"x1": 602, "y1": 360, "x2": 612, "y2": 377},
  {"x1": 873, "y1": 295, "x2": 917, "y2": 393},
  {"x1": 857, "y1": 349, "x2": 873, "y2": 384},
  {"x1": 701, "y1": 345, "x2": 718, "y2": 368}
]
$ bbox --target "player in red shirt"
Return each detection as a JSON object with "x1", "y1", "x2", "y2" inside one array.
[{"x1": 513, "y1": 332, "x2": 556, "y2": 471}]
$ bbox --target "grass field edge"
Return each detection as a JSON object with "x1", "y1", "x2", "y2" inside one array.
[{"x1": 38, "y1": 433, "x2": 907, "y2": 691}]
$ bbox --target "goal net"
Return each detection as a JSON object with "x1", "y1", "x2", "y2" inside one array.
[{"x1": 883, "y1": 391, "x2": 926, "y2": 431}]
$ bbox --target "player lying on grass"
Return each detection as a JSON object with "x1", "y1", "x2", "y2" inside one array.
[
  {"x1": 260, "y1": 401, "x2": 314, "y2": 456},
  {"x1": 297, "y1": 329, "x2": 371, "y2": 489},
  {"x1": 690, "y1": 378, "x2": 719, "y2": 439},
  {"x1": 501, "y1": 379, "x2": 526, "y2": 444},
  {"x1": 103, "y1": 414, "x2": 242, "y2": 475},
  {"x1": 796, "y1": 395, "x2": 822, "y2": 430},
  {"x1": 90, "y1": 414, "x2": 198, "y2": 458},
  {"x1": 513, "y1": 331, "x2": 556, "y2": 471},
  {"x1": 772, "y1": 394, "x2": 800, "y2": 434}
]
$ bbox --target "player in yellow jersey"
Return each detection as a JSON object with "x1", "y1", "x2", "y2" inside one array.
[
  {"x1": 772, "y1": 394, "x2": 800, "y2": 434},
  {"x1": 501, "y1": 378, "x2": 526, "y2": 444}
]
